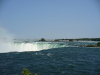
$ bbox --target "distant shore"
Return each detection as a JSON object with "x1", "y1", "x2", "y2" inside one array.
[{"x1": 14, "y1": 38, "x2": 100, "y2": 42}]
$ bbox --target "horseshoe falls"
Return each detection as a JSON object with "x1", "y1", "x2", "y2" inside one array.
[{"x1": 13, "y1": 42, "x2": 67, "y2": 52}]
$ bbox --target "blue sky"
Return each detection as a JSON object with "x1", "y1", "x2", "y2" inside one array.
[{"x1": 0, "y1": 0, "x2": 100, "y2": 39}]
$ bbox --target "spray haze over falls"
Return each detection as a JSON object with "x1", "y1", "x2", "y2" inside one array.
[{"x1": 0, "y1": 27, "x2": 15, "y2": 53}]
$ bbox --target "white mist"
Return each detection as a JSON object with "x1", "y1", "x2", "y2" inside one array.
[{"x1": 0, "y1": 27, "x2": 16, "y2": 53}]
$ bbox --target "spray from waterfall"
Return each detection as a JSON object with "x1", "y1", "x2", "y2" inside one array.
[{"x1": 0, "y1": 26, "x2": 16, "y2": 53}]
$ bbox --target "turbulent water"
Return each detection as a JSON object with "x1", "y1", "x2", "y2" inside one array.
[{"x1": 0, "y1": 41, "x2": 100, "y2": 75}]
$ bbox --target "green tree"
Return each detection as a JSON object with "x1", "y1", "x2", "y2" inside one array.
[
  {"x1": 22, "y1": 68, "x2": 37, "y2": 75},
  {"x1": 22, "y1": 68, "x2": 32, "y2": 75},
  {"x1": 39, "y1": 38, "x2": 46, "y2": 41},
  {"x1": 69, "y1": 39, "x2": 73, "y2": 42},
  {"x1": 97, "y1": 42, "x2": 100, "y2": 47},
  {"x1": 54, "y1": 39, "x2": 59, "y2": 41}
]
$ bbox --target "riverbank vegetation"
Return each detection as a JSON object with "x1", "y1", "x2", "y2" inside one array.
[
  {"x1": 39, "y1": 38, "x2": 46, "y2": 41},
  {"x1": 22, "y1": 68, "x2": 37, "y2": 75},
  {"x1": 86, "y1": 42, "x2": 100, "y2": 47}
]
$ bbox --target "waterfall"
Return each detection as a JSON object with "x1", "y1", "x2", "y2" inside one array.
[{"x1": 13, "y1": 42, "x2": 66, "y2": 52}]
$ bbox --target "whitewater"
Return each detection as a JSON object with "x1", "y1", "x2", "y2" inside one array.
[{"x1": 11, "y1": 41, "x2": 67, "y2": 52}]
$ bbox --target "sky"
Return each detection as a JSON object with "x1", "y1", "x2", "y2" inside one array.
[{"x1": 0, "y1": 0, "x2": 100, "y2": 39}]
